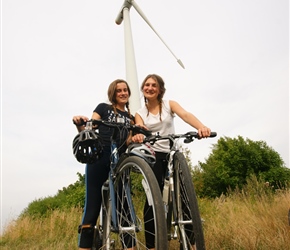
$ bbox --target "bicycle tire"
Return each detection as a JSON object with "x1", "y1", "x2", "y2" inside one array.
[
  {"x1": 171, "y1": 152, "x2": 205, "y2": 250},
  {"x1": 102, "y1": 155, "x2": 168, "y2": 250}
]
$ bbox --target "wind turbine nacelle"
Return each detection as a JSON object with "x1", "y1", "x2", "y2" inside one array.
[{"x1": 115, "y1": 0, "x2": 133, "y2": 25}]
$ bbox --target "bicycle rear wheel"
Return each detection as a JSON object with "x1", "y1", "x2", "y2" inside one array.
[
  {"x1": 102, "y1": 156, "x2": 168, "y2": 250},
  {"x1": 171, "y1": 152, "x2": 205, "y2": 250}
]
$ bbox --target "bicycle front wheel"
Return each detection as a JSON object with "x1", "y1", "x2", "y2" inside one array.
[
  {"x1": 172, "y1": 152, "x2": 205, "y2": 250},
  {"x1": 102, "y1": 156, "x2": 168, "y2": 250}
]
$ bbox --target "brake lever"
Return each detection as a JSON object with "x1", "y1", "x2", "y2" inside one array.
[{"x1": 85, "y1": 121, "x2": 93, "y2": 130}]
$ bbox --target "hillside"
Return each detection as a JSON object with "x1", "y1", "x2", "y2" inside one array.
[{"x1": 1, "y1": 186, "x2": 290, "y2": 249}]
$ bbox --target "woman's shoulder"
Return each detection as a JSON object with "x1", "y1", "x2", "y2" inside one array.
[
  {"x1": 94, "y1": 102, "x2": 111, "y2": 114},
  {"x1": 98, "y1": 102, "x2": 110, "y2": 107},
  {"x1": 136, "y1": 105, "x2": 147, "y2": 114},
  {"x1": 96, "y1": 102, "x2": 111, "y2": 109},
  {"x1": 164, "y1": 100, "x2": 177, "y2": 116},
  {"x1": 163, "y1": 100, "x2": 173, "y2": 109},
  {"x1": 167, "y1": 100, "x2": 180, "y2": 108}
]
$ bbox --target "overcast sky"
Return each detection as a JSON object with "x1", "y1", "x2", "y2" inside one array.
[{"x1": 1, "y1": 0, "x2": 289, "y2": 234}]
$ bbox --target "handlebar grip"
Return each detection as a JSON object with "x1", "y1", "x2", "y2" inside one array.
[
  {"x1": 143, "y1": 130, "x2": 152, "y2": 137},
  {"x1": 73, "y1": 119, "x2": 86, "y2": 126},
  {"x1": 133, "y1": 125, "x2": 152, "y2": 137}
]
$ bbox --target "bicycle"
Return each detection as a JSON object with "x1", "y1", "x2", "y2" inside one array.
[
  {"x1": 75, "y1": 119, "x2": 168, "y2": 250},
  {"x1": 143, "y1": 131, "x2": 217, "y2": 250}
]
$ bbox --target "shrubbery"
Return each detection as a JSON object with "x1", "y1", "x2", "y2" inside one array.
[{"x1": 192, "y1": 136, "x2": 290, "y2": 197}]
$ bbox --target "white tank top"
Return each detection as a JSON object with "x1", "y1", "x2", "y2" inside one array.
[{"x1": 136, "y1": 100, "x2": 175, "y2": 152}]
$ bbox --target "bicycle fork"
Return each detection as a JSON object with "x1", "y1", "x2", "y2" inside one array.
[
  {"x1": 163, "y1": 152, "x2": 180, "y2": 240},
  {"x1": 163, "y1": 151, "x2": 194, "y2": 243}
]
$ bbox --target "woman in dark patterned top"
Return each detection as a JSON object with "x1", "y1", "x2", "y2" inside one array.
[{"x1": 72, "y1": 79, "x2": 134, "y2": 250}]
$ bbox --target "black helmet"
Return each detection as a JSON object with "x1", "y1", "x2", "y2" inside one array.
[{"x1": 72, "y1": 129, "x2": 103, "y2": 164}]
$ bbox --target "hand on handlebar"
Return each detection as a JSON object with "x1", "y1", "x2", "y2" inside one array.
[
  {"x1": 72, "y1": 116, "x2": 91, "y2": 132},
  {"x1": 72, "y1": 116, "x2": 89, "y2": 126},
  {"x1": 197, "y1": 126, "x2": 211, "y2": 139},
  {"x1": 132, "y1": 134, "x2": 145, "y2": 143},
  {"x1": 131, "y1": 124, "x2": 149, "y2": 143}
]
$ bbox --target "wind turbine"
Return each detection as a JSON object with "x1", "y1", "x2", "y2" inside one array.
[{"x1": 115, "y1": 0, "x2": 184, "y2": 114}]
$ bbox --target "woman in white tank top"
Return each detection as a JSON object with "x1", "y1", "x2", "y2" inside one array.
[{"x1": 132, "y1": 73, "x2": 212, "y2": 249}]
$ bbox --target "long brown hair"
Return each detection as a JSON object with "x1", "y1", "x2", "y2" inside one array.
[
  {"x1": 107, "y1": 79, "x2": 134, "y2": 123},
  {"x1": 141, "y1": 74, "x2": 166, "y2": 121}
]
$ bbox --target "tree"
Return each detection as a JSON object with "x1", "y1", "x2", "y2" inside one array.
[{"x1": 194, "y1": 136, "x2": 290, "y2": 198}]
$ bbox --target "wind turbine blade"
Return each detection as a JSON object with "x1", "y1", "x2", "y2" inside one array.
[
  {"x1": 131, "y1": 0, "x2": 185, "y2": 69},
  {"x1": 177, "y1": 59, "x2": 185, "y2": 69}
]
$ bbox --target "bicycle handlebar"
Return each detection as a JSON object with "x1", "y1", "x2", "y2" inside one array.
[
  {"x1": 74, "y1": 118, "x2": 216, "y2": 144},
  {"x1": 74, "y1": 119, "x2": 152, "y2": 137},
  {"x1": 144, "y1": 131, "x2": 217, "y2": 145}
]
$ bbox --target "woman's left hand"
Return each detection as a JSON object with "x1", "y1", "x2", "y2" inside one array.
[{"x1": 198, "y1": 126, "x2": 211, "y2": 138}]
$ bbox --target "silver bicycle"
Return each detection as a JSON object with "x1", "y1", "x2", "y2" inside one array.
[{"x1": 144, "y1": 131, "x2": 217, "y2": 250}]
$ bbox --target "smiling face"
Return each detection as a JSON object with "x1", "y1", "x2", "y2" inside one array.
[
  {"x1": 107, "y1": 79, "x2": 131, "y2": 108},
  {"x1": 115, "y1": 82, "x2": 130, "y2": 107},
  {"x1": 142, "y1": 77, "x2": 160, "y2": 101},
  {"x1": 141, "y1": 74, "x2": 166, "y2": 103}
]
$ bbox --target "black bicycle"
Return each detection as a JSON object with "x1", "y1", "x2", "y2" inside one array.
[
  {"x1": 75, "y1": 119, "x2": 168, "y2": 250},
  {"x1": 144, "y1": 131, "x2": 217, "y2": 250}
]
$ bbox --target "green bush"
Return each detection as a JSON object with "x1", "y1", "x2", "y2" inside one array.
[{"x1": 192, "y1": 136, "x2": 290, "y2": 198}]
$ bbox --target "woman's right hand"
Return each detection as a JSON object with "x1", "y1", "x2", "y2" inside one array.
[
  {"x1": 72, "y1": 116, "x2": 89, "y2": 131},
  {"x1": 131, "y1": 133, "x2": 145, "y2": 143},
  {"x1": 131, "y1": 124, "x2": 149, "y2": 143}
]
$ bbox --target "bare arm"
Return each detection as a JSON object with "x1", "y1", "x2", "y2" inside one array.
[
  {"x1": 169, "y1": 100, "x2": 211, "y2": 138},
  {"x1": 134, "y1": 113, "x2": 145, "y2": 126},
  {"x1": 131, "y1": 113, "x2": 147, "y2": 143},
  {"x1": 91, "y1": 112, "x2": 101, "y2": 120}
]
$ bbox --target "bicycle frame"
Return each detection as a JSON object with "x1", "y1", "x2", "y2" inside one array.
[{"x1": 102, "y1": 126, "x2": 139, "y2": 233}]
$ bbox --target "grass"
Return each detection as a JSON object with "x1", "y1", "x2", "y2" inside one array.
[
  {"x1": 1, "y1": 188, "x2": 290, "y2": 249},
  {"x1": 0, "y1": 207, "x2": 82, "y2": 250},
  {"x1": 200, "y1": 187, "x2": 290, "y2": 250}
]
